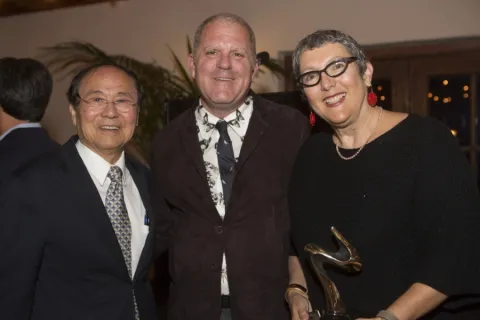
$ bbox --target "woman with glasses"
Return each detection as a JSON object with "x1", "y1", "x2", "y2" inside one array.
[{"x1": 287, "y1": 29, "x2": 480, "y2": 320}]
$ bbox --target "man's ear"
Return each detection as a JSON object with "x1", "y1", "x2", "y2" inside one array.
[
  {"x1": 69, "y1": 105, "x2": 77, "y2": 126},
  {"x1": 188, "y1": 53, "x2": 196, "y2": 79},
  {"x1": 251, "y1": 62, "x2": 259, "y2": 80}
]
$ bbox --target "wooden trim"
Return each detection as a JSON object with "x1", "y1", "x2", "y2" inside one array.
[{"x1": 365, "y1": 37, "x2": 480, "y2": 61}]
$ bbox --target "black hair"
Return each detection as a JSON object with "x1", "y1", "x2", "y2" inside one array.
[
  {"x1": 0, "y1": 57, "x2": 53, "y2": 122},
  {"x1": 66, "y1": 62, "x2": 143, "y2": 108}
]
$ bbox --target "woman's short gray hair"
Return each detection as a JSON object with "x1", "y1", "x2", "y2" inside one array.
[{"x1": 292, "y1": 29, "x2": 367, "y2": 80}]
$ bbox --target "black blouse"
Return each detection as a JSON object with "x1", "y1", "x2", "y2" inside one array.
[{"x1": 288, "y1": 114, "x2": 480, "y2": 319}]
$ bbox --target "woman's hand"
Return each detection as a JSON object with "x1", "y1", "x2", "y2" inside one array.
[
  {"x1": 287, "y1": 290, "x2": 311, "y2": 320},
  {"x1": 356, "y1": 318, "x2": 382, "y2": 320}
]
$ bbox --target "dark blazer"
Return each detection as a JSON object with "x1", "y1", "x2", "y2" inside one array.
[
  {"x1": 0, "y1": 127, "x2": 58, "y2": 189},
  {"x1": 150, "y1": 95, "x2": 310, "y2": 320},
  {"x1": 0, "y1": 136, "x2": 157, "y2": 320}
]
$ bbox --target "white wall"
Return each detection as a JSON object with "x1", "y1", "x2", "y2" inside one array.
[{"x1": 1, "y1": 0, "x2": 479, "y2": 142}]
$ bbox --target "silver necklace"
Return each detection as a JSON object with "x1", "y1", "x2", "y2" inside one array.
[{"x1": 335, "y1": 107, "x2": 383, "y2": 160}]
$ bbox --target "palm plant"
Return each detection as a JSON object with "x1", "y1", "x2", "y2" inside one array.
[
  {"x1": 40, "y1": 42, "x2": 191, "y2": 160},
  {"x1": 39, "y1": 39, "x2": 285, "y2": 160}
]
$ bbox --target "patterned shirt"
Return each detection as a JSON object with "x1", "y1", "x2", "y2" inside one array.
[{"x1": 195, "y1": 96, "x2": 253, "y2": 295}]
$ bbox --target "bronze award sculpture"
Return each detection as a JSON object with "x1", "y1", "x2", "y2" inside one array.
[{"x1": 305, "y1": 226, "x2": 362, "y2": 320}]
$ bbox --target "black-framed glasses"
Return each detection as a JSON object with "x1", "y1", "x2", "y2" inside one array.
[
  {"x1": 297, "y1": 57, "x2": 358, "y2": 88},
  {"x1": 77, "y1": 94, "x2": 137, "y2": 113}
]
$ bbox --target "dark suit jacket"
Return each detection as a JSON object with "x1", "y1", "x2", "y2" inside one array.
[
  {"x1": 0, "y1": 136, "x2": 157, "y2": 320},
  {"x1": 150, "y1": 95, "x2": 310, "y2": 320},
  {"x1": 0, "y1": 127, "x2": 58, "y2": 190}
]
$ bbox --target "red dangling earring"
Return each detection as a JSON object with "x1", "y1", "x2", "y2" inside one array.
[
  {"x1": 309, "y1": 111, "x2": 316, "y2": 126},
  {"x1": 367, "y1": 86, "x2": 378, "y2": 107}
]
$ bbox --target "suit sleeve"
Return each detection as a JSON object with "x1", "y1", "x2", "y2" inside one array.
[
  {"x1": 149, "y1": 132, "x2": 176, "y2": 259},
  {"x1": 289, "y1": 114, "x2": 311, "y2": 257},
  {"x1": 0, "y1": 177, "x2": 46, "y2": 319}
]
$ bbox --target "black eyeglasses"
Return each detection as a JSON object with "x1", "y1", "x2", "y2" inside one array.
[{"x1": 297, "y1": 57, "x2": 358, "y2": 88}]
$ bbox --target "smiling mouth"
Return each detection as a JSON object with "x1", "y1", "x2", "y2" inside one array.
[
  {"x1": 214, "y1": 77, "x2": 234, "y2": 81},
  {"x1": 324, "y1": 93, "x2": 346, "y2": 105},
  {"x1": 100, "y1": 125, "x2": 120, "y2": 130}
]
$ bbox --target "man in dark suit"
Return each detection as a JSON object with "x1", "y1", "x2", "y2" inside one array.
[
  {"x1": 0, "y1": 63, "x2": 157, "y2": 320},
  {"x1": 150, "y1": 13, "x2": 311, "y2": 320},
  {"x1": 0, "y1": 57, "x2": 58, "y2": 188}
]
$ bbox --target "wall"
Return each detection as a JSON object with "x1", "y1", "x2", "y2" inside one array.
[{"x1": 1, "y1": 0, "x2": 479, "y2": 142}]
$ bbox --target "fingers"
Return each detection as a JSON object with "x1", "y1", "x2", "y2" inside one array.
[
  {"x1": 290, "y1": 307, "x2": 300, "y2": 320},
  {"x1": 291, "y1": 308, "x2": 308, "y2": 320},
  {"x1": 299, "y1": 310, "x2": 310, "y2": 320},
  {"x1": 289, "y1": 294, "x2": 311, "y2": 320}
]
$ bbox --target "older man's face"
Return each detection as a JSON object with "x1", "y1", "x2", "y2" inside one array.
[
  {"x1": 189, "y1": 20, "x2": 258, "y2": 116},
  {"x1": 69, "y1": 66, "x2": 138, "y2": 163}
]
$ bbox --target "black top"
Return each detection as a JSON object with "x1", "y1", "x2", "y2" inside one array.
[
  {"x1": 0, "y1": 127, "x2": 58, "y2": 191},
  {"x1": 288, "y1": 114, "x2": 480, "y2": 319}
]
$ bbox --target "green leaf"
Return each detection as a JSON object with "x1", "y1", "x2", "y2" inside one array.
[
  {"x1": 38, "y1": 41, "x2": 193, "y2": 159},
  {"x1": 167, "y1": 45, "x2": 199, "y2": 96}
]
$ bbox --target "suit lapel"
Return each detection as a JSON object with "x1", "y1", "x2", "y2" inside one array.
[
  {"x1": 179, "y1": 108, "x2": 210, "y2": 185},
  {"x1": 61, "y1": 137, "x2": 130, "y2": 278},
  {"x1": 126, "y1": 158, "x2": 153, "y2": 281},
  {"x1": 226, "y1": 98, "x2": 270, "y2": 216},
  {"x1": 235, "y1": 99, "x2": 269, "y2": 173},
  {"x1": 179, "y1": 107, "x2": 225, "y2": 223}
]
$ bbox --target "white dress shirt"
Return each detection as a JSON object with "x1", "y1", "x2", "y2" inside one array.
[
  {"x1": 75, "y1": 140, "x2": 148, "y2": 275},
  {"x1": 195, "y1": 96, "x2": 254, "y2": 295},
  {"x1": 0, "y1": 122, "x2": 41, "y2": 142}
]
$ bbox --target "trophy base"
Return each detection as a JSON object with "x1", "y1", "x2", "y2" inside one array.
[{"x1": 309, "y1": 310, "x2": 351, "y2": 320}]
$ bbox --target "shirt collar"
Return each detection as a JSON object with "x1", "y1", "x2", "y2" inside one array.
[
  {"x1": 195, "y1": 95, "x2": 253, "y2": 135},
  {"x1": 75, "y1": 140, "x2": 128, "y2": 186},
  {"x1": 0, "y1": 122, "x2": 42, "y2": 142}
]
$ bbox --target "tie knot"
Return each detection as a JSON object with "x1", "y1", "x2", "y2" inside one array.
[
  {"x1": 215, "y1": 120, "x2": 229, "y2": 136},
  {"x1": 107, "y1": 165, "x2": 123, "y2": 183}
]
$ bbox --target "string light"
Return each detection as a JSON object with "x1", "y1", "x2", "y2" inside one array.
[
  {"x1": 377, "y1": 85, "x2": 383, "y2": 91},
  {"x1": 443, "y1": 80, "x2": 449, "y2": 86},
  {"x1": 463, "y1": 85, "x2": 469, "y2": 91},
  {"x1": 450, "y1": 129, "x2": 458, "y2": 137},
  {"x1": 380, "y1": 96, "x2": 385, "y2": 101},
  {"x1": 433, "y1": 96, "x2": 439, "y2": 102},
  {"x1": 427, "y1": 93, "x2": 433, "y2": 98},
  {"x1": 464, "y1": 93, "x2": 469, "y2": 98}
]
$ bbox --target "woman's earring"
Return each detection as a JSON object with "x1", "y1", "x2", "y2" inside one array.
[
  {"x1": 309, "y1": 111, "x2": 316, "y2": 126},
  {"x1": 367, "y1": 86, "x2": 378, "y2": 107}
]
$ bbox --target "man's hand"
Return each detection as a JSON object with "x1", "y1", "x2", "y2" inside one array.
[{"x1": 287, "y1": 291, "x2": 311, "y2": 320}]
